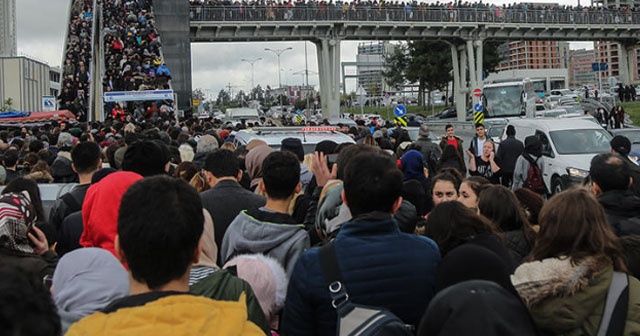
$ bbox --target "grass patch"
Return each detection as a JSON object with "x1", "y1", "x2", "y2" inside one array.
[{"x1": 621, "y1": 102, "x2": 640, "y2": 126}]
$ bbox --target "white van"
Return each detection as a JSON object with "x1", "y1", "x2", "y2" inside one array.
[{"x1": 504, "y1": 118, "x2": 612, "y2": 194}]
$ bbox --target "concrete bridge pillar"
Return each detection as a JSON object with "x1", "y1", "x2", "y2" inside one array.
[
  {"x1": 450, "y1": 43, "x2": 468, "y2": 122},
  {"x1": 314, "y1": 38, "x2": 341, "y2": 119},
  {"x1": 619, "y1": 42, "x2": 634, "y2": 85},
  {"x1": 450, "y1": 39, "x2": 483, "y2": 122}
]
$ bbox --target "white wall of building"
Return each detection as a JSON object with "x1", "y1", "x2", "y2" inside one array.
[{"x1": 0, "y1": 56, "x2": 51, "y2": 111}]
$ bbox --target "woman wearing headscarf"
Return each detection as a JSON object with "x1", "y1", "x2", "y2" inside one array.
[
  {"x1": 512, "y1": 135, "x2": 545, "y2": 193},
  {"x1": 52, "y1": 248, "x2": 129, "y2": 334},
  {"x1": 401, "y1": 150, "x2": 432, "y2": 216},
  {"x1": 245, "y1": 144, "x2": 275, "y2": 193},
  {"x1": 0, "y1": 191, "x2": 57, "y2": 281}
]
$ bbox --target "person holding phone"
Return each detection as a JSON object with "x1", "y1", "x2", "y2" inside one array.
[
  {"x1": 467, "y1": 141, "x2": 501, "y2": 184},
  {"x1": 0, "y1": 191, "x2": 57, "y2": 283}
]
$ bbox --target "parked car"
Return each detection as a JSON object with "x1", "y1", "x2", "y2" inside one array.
[{"x1": 504, "y1": 118, "x2": 612, "y2": 195}]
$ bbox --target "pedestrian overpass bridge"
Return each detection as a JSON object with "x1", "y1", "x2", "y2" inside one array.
[{"x1": 155, "y1": 4, "x2": 640, "y2": 119}]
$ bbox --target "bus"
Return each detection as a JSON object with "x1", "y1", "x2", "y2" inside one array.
[{"x1": 482, "y1": 79, "x2": 537, "y2": 119}]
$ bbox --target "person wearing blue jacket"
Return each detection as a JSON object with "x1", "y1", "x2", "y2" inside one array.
[{"x1": 281, "y1": 151, "x2": 441, "y2": 335}]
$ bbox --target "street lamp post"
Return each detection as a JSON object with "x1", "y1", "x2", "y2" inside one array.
[
  {"x1": 241, "y1": 58, "x2": 262, "y2": 98},
  {"x1": 264, "y1": 47, "x2": 293, "y2": 88}
]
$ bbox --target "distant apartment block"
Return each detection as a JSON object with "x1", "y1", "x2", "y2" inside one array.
[
  {"x1": 567, "y1": 49, "x2": 596, "y2": 86},
  {"x1": 496, "y1": 41, "x2": 566, "y2": 71}
]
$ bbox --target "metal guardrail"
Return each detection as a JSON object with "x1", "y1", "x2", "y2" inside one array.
[{"x1": 190, "y1": 6, "x2": 640, "y2": 25}]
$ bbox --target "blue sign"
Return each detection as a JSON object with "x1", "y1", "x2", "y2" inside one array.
[
  {"x1": 296, "y1": 109, "x2": 302, "y2": 115},
  {"x1": 592, "y1": 62, "x2": 608, "y2": 72},
  {"x1": 394, "y1": 104, "x2": 406, "y2": 117},
  {"x1": 474, "y1": 103, "x2": 483, "y2": 112}
]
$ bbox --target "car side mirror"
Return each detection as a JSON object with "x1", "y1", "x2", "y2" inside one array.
[{"x1": 542, "y1": 149, "x2": 554, "y2": 158}]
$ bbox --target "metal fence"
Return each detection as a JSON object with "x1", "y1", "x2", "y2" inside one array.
[{"x1": 190, "y1": 6, "x2": 640, "y2": 25}]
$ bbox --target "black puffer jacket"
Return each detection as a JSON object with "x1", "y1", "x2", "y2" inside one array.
[
  {"x1": 598, "y1": 189, "x2": 640, "y2": 236},
  {"x1": 503, "y1": 230, "x2": 534, "y2": 264}
]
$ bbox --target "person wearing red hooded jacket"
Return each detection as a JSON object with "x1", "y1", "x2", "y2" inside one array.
[{"x1": 79, "y1": 171, "x2": 142, "y2": 256}]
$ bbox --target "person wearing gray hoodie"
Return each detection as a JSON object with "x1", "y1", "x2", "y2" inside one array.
[{"x1": 220, "y1": 151, "x2": 310, "y2": 277}]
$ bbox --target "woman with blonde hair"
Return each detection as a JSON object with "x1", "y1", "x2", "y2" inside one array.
[{"x1": 511, "y1": 188, "x2": 640, "y2": 335}]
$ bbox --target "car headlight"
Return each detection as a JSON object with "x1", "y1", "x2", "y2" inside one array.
[{"x1": 567, "y1": 167, "x2": 589, "y2": 178}]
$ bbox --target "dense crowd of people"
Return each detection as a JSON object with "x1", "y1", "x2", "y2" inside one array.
[
  {"x1": 189, "y1": 0, "x2": 640, "y2": 23},
  {"x1": 58, "y1": 0, "x2": 95, "y2": 122},
  {"x1": 0, "y1": 112, "x2": 639, "y2": 334},
  {"x1": 102, "y1": 0, "x2": 174, "y2": 122}
]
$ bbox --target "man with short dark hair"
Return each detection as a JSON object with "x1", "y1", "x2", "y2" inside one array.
[
  {"x1": 49, "y1": 141, "x2": 102, "y2": 243},
  {"x1": 496, "y1": 125, "x2": 524, "y2": 188},
  {"x1": 2, "y1": 149, "x2": 20, "y2": 184},
  {"x1": 590, "y1": 152, "x2": 640, "y2": 236},
  {"x1": 469, "y1": 123, "x2": 488, "y2": 158},
  {"x1": 282, "y1": 151, "x2": 441, "y2": 335},
  {"x1": 67, "y1": 176, "x2": 263, "y2": 335},
  {"x1": 610, "y1": 135, "x2": 640, "y2": 197},
  {"x1": 220, "y1": 151, "x2": 309, "y2": 275},
  {"x1": 439, "y1": 124, "x2": 464, "y2": 165},
  {"x1": 200, "y1": 149, "x2": 265, "y2": 263}
]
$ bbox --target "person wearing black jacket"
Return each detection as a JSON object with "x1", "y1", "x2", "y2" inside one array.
[
  {"x1": 495, "y1": 125, "x2": 524, "y2": 188},
  {"x1": 590, "y1": 152, "x2": 640, "y2": 236},
  {"x1": 610, "y1": 135, "x2": 640, "y2": 198}
]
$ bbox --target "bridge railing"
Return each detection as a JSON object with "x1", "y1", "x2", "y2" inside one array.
[{"x1": 190, "y1": 6, "x2": 640, "y2": 25}]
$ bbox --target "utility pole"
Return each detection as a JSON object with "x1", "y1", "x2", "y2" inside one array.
[
  {"x1": 241, "y1": 58, "x2": 262, "y2": 98},
  {"x1": 264, "y1": 47, "x2": 293, "y2": 88}
]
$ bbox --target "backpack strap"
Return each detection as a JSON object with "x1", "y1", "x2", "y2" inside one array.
[
  {"x1": 597, "y1": 271, "x2": 629, "y2": 336},
  {"x1": 61, "y1": 192, "x2": 82, "y2": 213},
  {"x1": 319, "y1": 242, "x2": 353, "y2": 316}
]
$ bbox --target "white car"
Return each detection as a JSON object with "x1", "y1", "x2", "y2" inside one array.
[
  {"x1": 504, "y1": 118, "x2": 612, "y2": 194},
  {"x1": 233, "y1": 126, "x2": 355, "y2": 154}
]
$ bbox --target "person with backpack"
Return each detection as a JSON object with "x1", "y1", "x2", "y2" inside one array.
[
  {"x1": 414, "y1": 125, "x2": 441, "y2": 174},
  {"x1": 512, "y1": 136, "x2": 546, "y2": 195},
  {"x1": 49, "y1": 142, "x2": 102, "y2": 247},
  {"x1": 511, "y1": 188, "x2": 640, "y2": 335},
  {"x1": 282, "y1": 151, "x2": 441, "y2": 335}
]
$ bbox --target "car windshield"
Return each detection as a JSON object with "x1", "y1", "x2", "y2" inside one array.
[
  {"x1": 483, "y1": 85, "x2": 523, "y2": 117},
  {"x1": 617, "y1": 131, "x2": 640, "y2": 144},
  {"x1": 549, "y1": 129, "x2": 612, "y2": 155}
]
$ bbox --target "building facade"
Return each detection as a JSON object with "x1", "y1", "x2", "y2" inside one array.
[
  {"x1": 496, "y1": 41, "x2": 567, "y2": 71},
  {"x1": 0, "y1": 56, "x2": 51, "y2": 112},
  {"x1": 567, "y1": 49, "x2": 596, "y2": 86},
  {"x1": 0, "y1": 0, "x2": 17, "y2": 57}
]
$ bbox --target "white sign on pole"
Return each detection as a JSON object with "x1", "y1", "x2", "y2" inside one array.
[{"x1": 42, "y1": 96, "x2": 56, "y2": 111}]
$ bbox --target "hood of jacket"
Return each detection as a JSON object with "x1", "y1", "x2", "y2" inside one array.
[
  {"x1": 66, "y1": 294, "x2": 263, "y2": 336},
  {"x1": 226, "y1": 209, "x2": 305, "y2": 255},
  {"x1": 80, "y1": 171, "x2": 143, "y2": 256},
  {"x1": 511, "y1": 256, "x2": 612, "y2": 333}
]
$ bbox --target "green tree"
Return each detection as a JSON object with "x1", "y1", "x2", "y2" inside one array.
[
  {"x1": 1, "y1": 98, "x2": 14, "y2": 112},
  {"x1": 215, "y1": 89, "x2": 230, "y2": 107},
  {"x1": 382, "y1": 44, "x2": 409, "y2": 91},
  {"x1": 192, "y1": 88, "x2": 206, "y2": 102}
]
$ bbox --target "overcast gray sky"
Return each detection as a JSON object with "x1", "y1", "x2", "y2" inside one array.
[{"x1": 16, "y1": 0, "x2": 590, "y2": 97}]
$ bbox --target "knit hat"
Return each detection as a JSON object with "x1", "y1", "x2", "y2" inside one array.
[
  {"x1": 418, "y1": 125, "x2": 431, "y2": 137},
  {"x1": 373, "y1": 130, "x2": 384, "y2": 139},
  {"x1": 122, "y1": 140, "x2": 168, "y2": 177},
  {"x1": 281, "y1": 137, "x2": 304, "y2": 162},
  {"x1": 610, "y1": 135, "x2": 631, "y2": 156}
]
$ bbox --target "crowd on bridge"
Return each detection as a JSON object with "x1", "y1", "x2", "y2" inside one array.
[
  {"x1": 189, "y1": 0, "x2": 640, "y2": 24},
  {"x1": 58, "y1": 0, "x2": 95, "y2": 122},
  {"x1": 102, "y1": 0, "x2": 173, "y2": 122},
  {"x1": 1, "y1": 107, "x2": 640, "y2": 334}
]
